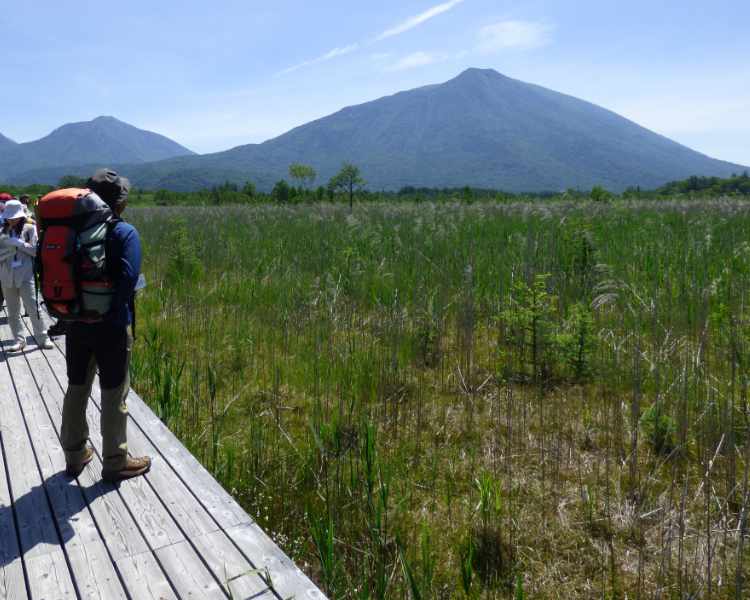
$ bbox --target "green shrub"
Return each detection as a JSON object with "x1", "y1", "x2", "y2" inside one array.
[
  {"x1": 165, "y1": 220, "x2": 203, "y2": 286},
  {"x1": 640, "y1": 403, "x2": 677, "y2": 455}
]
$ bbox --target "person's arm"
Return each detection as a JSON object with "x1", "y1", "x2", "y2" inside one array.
[
  {"x1": 112, "y1": 224, "x2": 142, "y2": 312},
  {"x1": 4, "y1": 224, "x2": 37, "y2": 257},
  {"x1": 0, "y1": 245, "x2": 14, "y2": 262}
]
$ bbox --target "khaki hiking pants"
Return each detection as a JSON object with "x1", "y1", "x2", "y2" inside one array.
[
  {"x1": 2, "y1": 279, "x2": 49, "y2": 345},
  {"x1": 61, "y1": 322, "x2": 132, "y2": 472}
]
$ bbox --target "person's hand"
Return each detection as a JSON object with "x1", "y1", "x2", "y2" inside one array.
[{"x1": 3, "y1": 237, "x2": 25, "y2": 249}]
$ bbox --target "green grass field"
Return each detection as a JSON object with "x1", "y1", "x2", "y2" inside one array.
[{"x1": 127, "y1": 199, "x2": 750, "y2": 598}]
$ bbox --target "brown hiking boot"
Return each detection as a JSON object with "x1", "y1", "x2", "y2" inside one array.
[
  {"x1": 65, "y1": 447, "x2": 94, "y2": 477},
  {"x1": 102, "y1": 456, "x2": 152, "y2": 482}
]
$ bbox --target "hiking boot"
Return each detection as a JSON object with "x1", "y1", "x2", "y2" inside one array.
[
  {"x1": 47, "y1": 321, "x2": 67, "y2": 338},
  {"x1": 6, "y1": 340, "x2": 26, "y2": 353},
  {"x1": 102, "y1": 456, "x2": 152, "y2": 482},
  {"x1": 65, "y1": 447, "x2": 94, "y2": 477}
]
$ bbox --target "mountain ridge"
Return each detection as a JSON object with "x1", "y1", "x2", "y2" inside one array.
[
  {"x1": 0, "y1": 132, "x2": 17, "y2": 151},
  {"x1": 6, "y1": 69, "x2": 747, "y2": 191},
  {"x1": 0, "y1": 116, "x2": 194, "y2": 181}
]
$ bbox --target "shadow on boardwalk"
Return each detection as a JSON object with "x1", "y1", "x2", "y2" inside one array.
[{"x1": 0, "y1": 465, "x2": 117, "y2": 568}]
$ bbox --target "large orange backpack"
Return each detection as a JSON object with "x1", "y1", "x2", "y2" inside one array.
[{"x1": 36, "y1": 188, "x2": 119, "y2": 321}]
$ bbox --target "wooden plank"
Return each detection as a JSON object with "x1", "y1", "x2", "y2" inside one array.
[
  {"x1": 0, "y1": 560, "x2": 25, "y2": 600},
  {"x1": 6, "y1": 352, "x2": 101, "y2": 552},
  {"x1": 1, "y1": 336, "x2": 126, "y2": 599},
  {"x1": 114, "y1": 551, "x2": 178, "y2": 600},
  {"x1": 154, "y1": 541, "x2": 226, "y2": 600},
  {"x1": 0, "y1": 356, "x2": 69, "y2": 564},
  {"x1": 24, "y1": 551, "x2": 76, "y2": 600},
  {"x1": 0, "y1": 423, "x2": 28, "y2": 600},
  {"x1": 67, "y1": 542, "x2": 127, "y2": 600},
  {"x1": 15, "y1": 341, "x2": 182, "y2": 599},
  {"x1": 188, "y1": 530, "x2": 275, "y2": 600},
  {"x1": 0, "y1": 341, "x2": 76, "y2": 600},
  {"x1": 225, "y1": 524, "x2": 325, "y2": 600}
]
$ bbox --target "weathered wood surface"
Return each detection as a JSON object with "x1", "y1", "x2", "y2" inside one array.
[{"x1": 0, "y1": 310, "x2": 326, "y2": 600}]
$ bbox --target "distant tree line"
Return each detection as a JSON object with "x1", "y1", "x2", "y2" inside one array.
[
  {"x1": 2, "y1": 169, "x2": 749, "y2": 207},
  {"x1": 652, "y1": 172, "x2": 750, "y2": 197}
]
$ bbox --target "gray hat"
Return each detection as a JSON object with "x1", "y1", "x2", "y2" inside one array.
[{"x1": 87, "y1": 168, "x2": 130, "y2": 208}]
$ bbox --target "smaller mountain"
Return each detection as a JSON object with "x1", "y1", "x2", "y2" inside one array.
[
  {"x1": 0, "y1": 133, "x2": 17, "y2": 151},
  {"x1": 0, "y1": 116, "x2": 193, "y2": 180}
]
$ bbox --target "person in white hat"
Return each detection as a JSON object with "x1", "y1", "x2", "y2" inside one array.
[
  {"x1": 0, "y1": 193, "x2": 8, "y2": 309},
  {"x1": 0, "y1": 199, "x2": 52, "y2": 352}
]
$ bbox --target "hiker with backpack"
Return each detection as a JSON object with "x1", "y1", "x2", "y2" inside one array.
[
  {"x1": 38, "y1": 169, "x2": 151, "y2": 481},
  {"x1": 0, "y1": 199, "x2": 53, "y2": 352},
  {"x1": 0, "y1": 192, "x2": 8, "y2": 308}
]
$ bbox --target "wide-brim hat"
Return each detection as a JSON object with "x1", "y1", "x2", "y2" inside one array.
[{"x1": 2, "y1": 199, "x2": 25, "y2": 221}]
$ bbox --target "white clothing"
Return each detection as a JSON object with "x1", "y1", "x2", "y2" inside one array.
[
  {"x1": 2, "y1": 279, "x2": 49, "y2": 345},
  {"x1": 0, "y1": 221, "x2": 37, "y2": 287}
]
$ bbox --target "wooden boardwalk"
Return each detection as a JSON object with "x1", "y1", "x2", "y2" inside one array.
[{"x1": 0, "y1": 310, "x2": 325, "y2": 600}]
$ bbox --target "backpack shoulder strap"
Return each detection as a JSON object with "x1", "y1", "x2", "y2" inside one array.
[{"x1": 104, "y1": 217, "x2": 121, "y2": 274}]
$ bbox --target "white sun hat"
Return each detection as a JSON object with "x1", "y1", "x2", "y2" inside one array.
[{"x1": 1, "y1": 199, "x2": 25, "y2": 221}]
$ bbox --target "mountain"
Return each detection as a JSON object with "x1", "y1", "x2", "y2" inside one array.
[
  {"x1": 0, "y1": 133, "x2": 17, "y2": 151},
  {"x1": 0, "y1": 116, "x2": 193, "y2": 181},
  {"x1": 7, "y1": 70, "x2": 747, "y2": 191}
]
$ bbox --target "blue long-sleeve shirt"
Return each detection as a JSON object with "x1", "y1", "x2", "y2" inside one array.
[{"x1": 108, "y1": 221, "x2": 141, "y2": 327}]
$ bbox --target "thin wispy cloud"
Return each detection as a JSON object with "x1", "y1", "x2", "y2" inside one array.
[
  {"x1": 385, "y1": 51, "x2": 441, "y2": 72},
  {"x1": 477, "y1": 20, "x2": 553, "y2": 53},
  {"x1": 380, "y1": 19, "x2": 553, "y2": 75},
  {"x1": 277, "y1": 0, "x2": 466, "y2": 76},
  {"x1": 276, "y1": 43, "x2": 360, "y2": 76},
  {"x1": 376, "y1": 0, "x2": 465, "y2": 41}
]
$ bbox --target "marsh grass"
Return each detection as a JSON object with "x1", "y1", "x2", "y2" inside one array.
[{"x1": 128, "y1": 199, "x2": 750, "y2": 598}]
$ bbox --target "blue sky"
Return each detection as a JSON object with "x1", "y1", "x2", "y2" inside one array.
[{"x1": 2, "y1": 0, "x2": 748, "y2": 165}]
